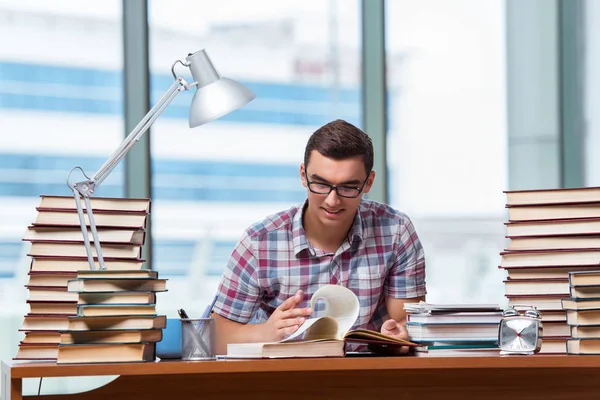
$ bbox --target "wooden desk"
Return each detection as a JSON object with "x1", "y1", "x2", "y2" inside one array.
[{"x1": 3, "y1": 355, "x2": 600, "y2": 400}]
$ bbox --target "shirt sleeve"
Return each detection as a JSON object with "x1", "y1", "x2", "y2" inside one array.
[
  {"x1": 385, "y1": 216, "x2": 427, "y2": 299},
  {"x1": 212, "y1": 232, "x2": 261, "y2": 323}
]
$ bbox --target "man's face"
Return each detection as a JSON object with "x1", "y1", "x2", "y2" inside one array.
[{"x1": 300, "y1": 150, "x2": 375, "y2": 228}]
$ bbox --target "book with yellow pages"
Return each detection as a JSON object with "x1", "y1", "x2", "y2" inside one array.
[{"x1": 226, "y1": 285, "x2": 417, "y2": 359}]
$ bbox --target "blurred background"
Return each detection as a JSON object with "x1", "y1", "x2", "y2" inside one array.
[{"x1": 1, "y1": 0, "x2": 599, "y2": 395}]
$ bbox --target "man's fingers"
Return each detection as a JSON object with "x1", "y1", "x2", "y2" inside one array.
[
  {"x1": 280, "y1": 307, "x2": 312, "y2": 320},
  {"x1": 278, "y1": 290, "x2": 304, "y2": 311},
  {"x1": 276, "y1": 316, "x2": 306, "y2": 330}
]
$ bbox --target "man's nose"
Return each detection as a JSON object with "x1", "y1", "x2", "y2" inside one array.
[{"x1": 325, "y1": 188, "x2": 342, "y2": 205}]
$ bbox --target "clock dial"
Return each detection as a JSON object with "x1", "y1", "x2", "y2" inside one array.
[{"x1": 500, "y1": 319, "x2": 537, "y2": 351}]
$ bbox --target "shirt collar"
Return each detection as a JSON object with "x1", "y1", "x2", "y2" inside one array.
[{"x1": 292, "y1": 200, "x2": 364, "y2": 256}]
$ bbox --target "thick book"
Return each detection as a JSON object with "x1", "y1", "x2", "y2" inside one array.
[
  {"x1": 403, "y1": 302, "x2": 501, "y2": 314},
  {"x1": 57, "y1": 343, "x2": 155, "y2": 364},
  {"x1": 20, "y1": 315, "x2": 167, "y2": 331},
  {"x1": 504, "y1": 187, "x2": 600, "y2": 206},
  {"x1": 505, "y1": 218, "x2": 600, "y2": 237},
  {"x1": 569, "y1": 285, "x2": 600, "y2": 299},
  {"x1": 21, "y1": 329, "x2": 163, "y2": 345},
  {"x1": 77, "y1": 304, "x2": 156, "y2": 317},
  {"x1": 570, "y1": 325, "x2": 600, "y2": 339},
  {"x1": 226, "y1": 285, "x2": 417, "y2": 359},
  {"x1": 37, "y1": 195, "x2": 150, "y2": 213},
  {"x1": 60, "y1": 329, "x2": 162, "y2": 345},
  {"x1": 67, "y1": 277, "x2": 167, "y2": 293},
  {"x1": 33, "y1": 210, "x2": 147, "y2": 229},
  {"x1": 77, "y1": 291, "x2": 157, "y2": 305},
  {"x1": 27, "y1": 272, "x2": 76, "y2": 288},
  {"x1": 569, "y1": 270, "x2": 600, "y2": 286},
  {"x1": 507, "y1": 294, "x2": 565, "y2": 311},
  {"x1": 28, "y1": 242, "x2": 142, "y2": 259},
  {"x1": 503, "y1": 265, "x2": 600, "y2": 280},
  {"x1": 566, "y1": 309, "x2": 600, "y2": 326},
  {"x1": 27, "y1": 300, "x2": 77, "y2": 315},
  {"x1": 500, "y1": 249, "x2": 600, "y2": 268},
  {"x1": 30, "y1": 257, "x2": 145, "y2": 272},
  {"x1": 506, "y1": 235, "x2": 600, "y2": 251},
  {"x1": 406, "y1": 312, "x2": 502, "y2": 324},
  {"x1": 27, "y1": 286, "x2": 78, "y2": 302},
  {"x1": 23, "y1": 226, "x2": 145, "y2": 245},
  {"x1": 406, "y1": 322, "x2": 500, "y2": 342},
  {"x1": 561, "y1": 298, "x2": 600, "y2": 310},
  {"x1": 566, "y1": 338, "x2": 600, "y2": 354},
  {"x1": 503, "y1": 278, "x2": 569, "y2": 296},
  {"x1": 14, "y1": 344, "x2": 58, "y2": 360},
  {"x1": 507, "y1": 203, "x2": 600, "y2": 222}
]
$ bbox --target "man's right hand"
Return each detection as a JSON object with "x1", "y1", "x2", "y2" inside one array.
[{"x1": 263, "y1": 290, "x2": 313, "y2": 341}]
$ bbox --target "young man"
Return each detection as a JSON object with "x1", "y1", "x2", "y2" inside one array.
[{"x1": 212, "y1": 119, "x2": 426, "y2": 354}]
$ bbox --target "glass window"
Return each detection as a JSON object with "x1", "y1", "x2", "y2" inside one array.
[
  {"x1": 584, "y1": 0, "x2": 600, "y2": 186},
  {"x1": 148, "y1": 0, "x2": 361, "y2": 315},
  {"x1": 0, "y1": 0, "x2": 124, "y2": 394},
  {"x1": 386, "y1": 0, "x2": 508, "y2": 303}
]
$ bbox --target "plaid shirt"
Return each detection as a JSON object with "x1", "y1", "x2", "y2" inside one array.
[{"x1": 214, "y1": 199, "x2": 426, "y2": 333}]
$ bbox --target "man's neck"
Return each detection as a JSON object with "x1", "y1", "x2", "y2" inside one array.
[{"x1": 303, "y1": 206, "x2": 354, "y2": 254}]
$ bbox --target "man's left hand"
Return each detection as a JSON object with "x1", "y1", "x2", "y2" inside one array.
[{"x1": 377, "y1": 319, "x2": 411, "y2": 355}]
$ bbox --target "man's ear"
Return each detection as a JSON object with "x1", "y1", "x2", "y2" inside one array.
[
  {"x1": 362, "y1": 170, "x2": 376, "y2": 194},
  {"x1": 300, "y1": 164, "x2": 307, "y2": 188}
]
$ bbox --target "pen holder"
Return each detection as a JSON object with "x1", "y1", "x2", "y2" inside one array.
[{"x1": 181, "y1": 318, "x2": 216, "y2": 361}]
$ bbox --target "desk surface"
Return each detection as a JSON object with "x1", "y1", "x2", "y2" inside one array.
[{"x1": 5, "y1": 354, "x2": 600, "y2": 378}]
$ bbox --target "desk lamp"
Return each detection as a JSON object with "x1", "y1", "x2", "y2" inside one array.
[{"x1": 66, "y1": 49, "x2": 256, "y2": 270}]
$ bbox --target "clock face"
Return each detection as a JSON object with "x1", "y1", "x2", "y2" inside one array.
[{"x1": 499, "y1": 318, "x2": 539, "y2": 352}]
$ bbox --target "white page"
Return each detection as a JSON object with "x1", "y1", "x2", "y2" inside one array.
[{"x1": 282, "y1": 284, "x2": 359, "y2": 341}]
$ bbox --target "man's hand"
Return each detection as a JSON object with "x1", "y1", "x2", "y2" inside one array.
[
  {"x1": 372, "y1": 318, "x2": 411, "y2": 355},
  {"x1": 262, "y1": 290, "x2": 313, "y2": 342}
]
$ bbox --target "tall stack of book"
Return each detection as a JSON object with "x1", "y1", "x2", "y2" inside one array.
[
  {"x1": 403, "y1": 302, "x2": 502, "y2": 356},
  {"x1": 563, "y1": 271, "x2": 600, "y2": 355},
  {"x1": 500, "y1": 187, "x2": 600, "y2": 354},
  {"x1": 14, "y1": 195, "x2": 166, "y2": 363}
]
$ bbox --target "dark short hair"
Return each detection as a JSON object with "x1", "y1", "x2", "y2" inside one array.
[{"x1": 304, "y1": 119, "x2": 374, "y2": 176}]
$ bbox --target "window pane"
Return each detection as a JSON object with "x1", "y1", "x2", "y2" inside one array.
[
  {"x1": 584, "y1": 0, "x2": 600, "y2": 185},
  {"x1": 0, "y1": 0, "x2": 123, "y2": 393},
  {"x1": 148, "y1": 0, "x2": 361, "y2": 314},
  {"x1": 386, "y1": 0, "x2": 507, "y2": 303}
]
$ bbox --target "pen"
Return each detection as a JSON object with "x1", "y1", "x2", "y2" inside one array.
[{"x1": 201, "y1": 294, "x2": 218, "y2": 319}]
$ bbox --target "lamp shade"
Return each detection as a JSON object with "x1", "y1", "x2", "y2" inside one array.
[{"x1": 186, "y1": 50, "x2": 256, "y2": 128}]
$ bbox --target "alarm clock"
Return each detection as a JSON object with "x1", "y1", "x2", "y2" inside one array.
[{"x1": 498, "y1": 305, "x2": 543, "y2": 355}]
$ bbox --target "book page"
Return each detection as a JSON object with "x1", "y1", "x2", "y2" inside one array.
[{"x1": 282, "y1": 285, "x2": 359, "y2": 342}]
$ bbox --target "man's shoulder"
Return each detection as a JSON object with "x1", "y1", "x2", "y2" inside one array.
[
  {"x1": 358, "y1": 199, "x2": 412, "y2": 225},
  {"x1": 245, "y1": 204, "x2": 303, "y2": 240}
]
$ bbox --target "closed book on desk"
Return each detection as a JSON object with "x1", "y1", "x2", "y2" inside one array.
[
  {"x1": 60, "y1": 329, "x2": 162, "y2": 344},
  {"x1": 506, "y1": 235, "x2": 600, "y2": 251},
  {"x1": 567, "y1": 338, "x2": 600, "y2": 354},
  {"x1": 505, "y1": 218, "x2": 600, "y2": 237},
  {"x1": 504, "y1": 187, "x2": 600, "y2": 206},
  {"x1": 14, "y1": 343, "x2": 58, "y2": 360},
  {"x1": 27, "y1": 300, "x2": 78, "y2": 315},
  {"x1": 34, "y1": 210, "x2": 147, "y2": 229},
  {"x1": 30, "y1": 257, "x2": 145, "y2": 272},
  {"x1": 23, "y1": 226, "x2": 145, "y2": 245},
  {"x1": 57, "y1": 343, "x2": 155, "y2": 364},
  {"x1": 27, "y1": 272, "x2": 76, "y2": 288},
  {"x1": 500, "y1": 250, "x2": 600, "y2": 268},
  {"x1": 37, "y1": 195, "x2": 150, "y2": 213},
  {"x1": 226, "y1": 285, "x2": 417, "y2": 359},
  {"x1": 77, "y1": 304, "x2": 156, "y2": 317},
  {"x1": 67, "y1": 278, "x2": 167, "y2": 293},
  {"x1": 28, "y1": 242, "x2": 142, "y2": 259},
  {"x1": 507, "y1": 203, "x2": 600, "y2": 222},
  {"x1": 77, "y1": 291, "x2": 156, "y2": 305},
  {"x1": 21, "y1": 315, "x2": 166, "y2": 331}
]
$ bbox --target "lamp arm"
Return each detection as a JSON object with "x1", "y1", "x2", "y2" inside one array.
[{"x1": 68, "y1": 76, "x2": 191, "y2": 270}]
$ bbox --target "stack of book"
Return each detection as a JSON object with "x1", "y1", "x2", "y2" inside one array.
[
  {"x1": 403, "y1": 302, "x2": 502, "y2": 356},
  {"x1": 500, "y1": 187, "x2": 600, "y2": 354},
  {"x1": 563, "y1": 270, "x2": 600, "y2": 355},
  {"x1": 14, "y1": 195, "x2": 167, "y2": 363}
]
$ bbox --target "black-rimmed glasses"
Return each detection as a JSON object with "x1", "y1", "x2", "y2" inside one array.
[{"x1": 305, "y1": 173, "x2": 368, "y2": 198}]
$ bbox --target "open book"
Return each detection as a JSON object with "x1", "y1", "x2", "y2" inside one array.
[{"x1": 226, "y1": 285, "x2": 417, "y2": 358}]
